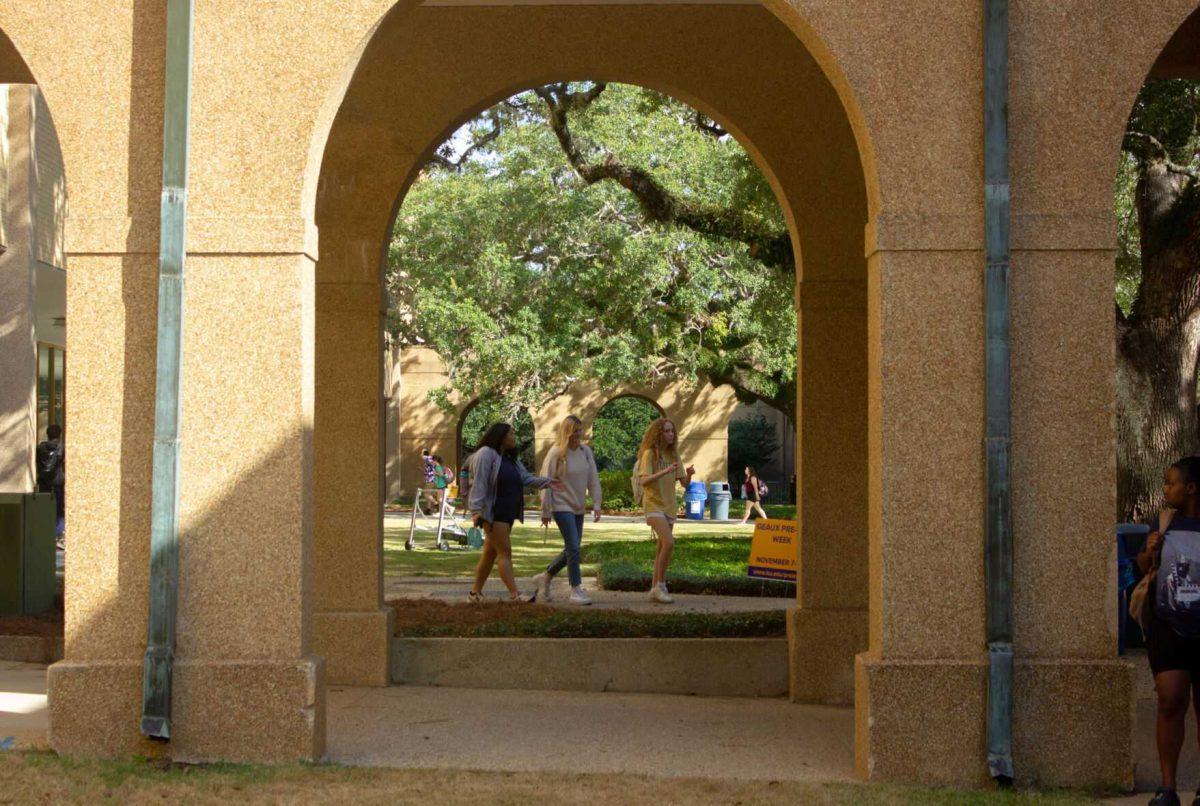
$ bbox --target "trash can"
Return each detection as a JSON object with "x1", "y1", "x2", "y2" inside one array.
[
  {"x1": 708, "y1": 482, "x2": 731, "y2": 520},
  {"x1": 1117, "y1": 523, "x2": 1150, "y2": 653},
  {"x1": 683, "y1": 481, "x2": 708, "y2": 520},
  {"x1": 0, "y1": 492, "x2": 56, "y2": 617}
]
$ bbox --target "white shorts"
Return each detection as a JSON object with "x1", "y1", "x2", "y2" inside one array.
[{"x1": 645, "y1": 511, "x2": 677, "y2": 526}]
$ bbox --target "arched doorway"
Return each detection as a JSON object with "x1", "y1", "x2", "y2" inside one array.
[{"x1": 308, "y1": 0, "x2": 871, "y2": 769}]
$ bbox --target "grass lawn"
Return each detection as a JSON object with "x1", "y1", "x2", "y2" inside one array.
[
  {"x1": 385, "y1": 517, "x2": 753, "y2": 578},
  {"x1": 388, "y1": 598, "x2": 786, "y2": 637},
  {"x1": 585, "y1": 535, "x2": 794, "y2": 597},
  {"x1": 0, "y1": 751, "x2": 1097, "y2": 805}
]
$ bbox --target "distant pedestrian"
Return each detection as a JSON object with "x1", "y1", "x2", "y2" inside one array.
[
  {"x1": 1137, "y1": 456, "x2": 1200, "y2": 806},
  {"x1": 466, "y1": 423, "x2": 562, "y2": 602},
  {"x1": 35, "y1": 424, "x2": 65, "y2": 542},
  {"x1": 420, "y1": 447, "x2": 439, "y2": 514},
  {"x1": 738, "y1": 466, "x2": 768, "y2": 524},
  {"x1": 531, "y1": 415, "x2": 602, "y2": 605},
  {"x1": 635, "y1": 418, "x2": 693, "y2": 604},
  {"x1": 432, "y1": 455, "x2": 455, "y2": 515}
]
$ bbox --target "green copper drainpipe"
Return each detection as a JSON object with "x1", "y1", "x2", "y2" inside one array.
[
  {"x1": 141, "y1": 0, "x2": 194, "y2": 741},
  {"x1": 983, "y1": 0, "x2": 1015, "y2": 784}
]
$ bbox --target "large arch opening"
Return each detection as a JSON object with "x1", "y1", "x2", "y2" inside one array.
[
  {"x1": 307, "y1": 0, "x2": 873, "y2": 776},
  {"x1": 0, "y1": 34, "x2": 68, "y2": 635},
  {"x1": 1109, "y1": 4, "x2": 1200, "y2": 791}
]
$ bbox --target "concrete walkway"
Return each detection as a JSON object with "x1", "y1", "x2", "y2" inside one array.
[
  {"x1": 327, "y1": 684, "x2": 854, "y2": 782},
  {"x1": 0, "y1": 661, "x2": 49, "y2": 749},
  {"x1": 386, "y1": 575, "x2": 793, "y2": 613}
]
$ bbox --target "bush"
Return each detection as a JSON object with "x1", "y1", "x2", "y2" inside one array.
[
  {"x1": 390, "y1": 599, "x2": 785, "y2": 638},
  {"x1": 597, "y1": 561, "x2": 794, "y2": 597},
  {"x1": 599, "y1": 469, "x2": 634, "y2": 510}
]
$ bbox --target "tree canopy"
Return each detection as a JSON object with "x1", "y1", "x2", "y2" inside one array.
[{"x1": 387, "y1": 82, "x2": 796, "y2": 419}]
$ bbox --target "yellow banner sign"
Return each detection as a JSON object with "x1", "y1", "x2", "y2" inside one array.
[{"x1": 747, "y1": 518, "x2": 797, "y2": 583}]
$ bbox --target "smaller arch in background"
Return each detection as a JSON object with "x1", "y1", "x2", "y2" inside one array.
[
  {"x1": 457, "y1": 398, "x2": 537, "y2": 470},
  {"x1": 591, "y1": 394, "x2": 665, "y2": 472}
]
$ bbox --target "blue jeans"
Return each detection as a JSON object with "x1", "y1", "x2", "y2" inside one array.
[{"x1": 547, "y1": 512, "x2": 584, "y2": 587}]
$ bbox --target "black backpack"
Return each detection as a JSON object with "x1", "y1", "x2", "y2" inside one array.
[{"x1": 36, "y1": 441, "x2": 64, "y2": 485}]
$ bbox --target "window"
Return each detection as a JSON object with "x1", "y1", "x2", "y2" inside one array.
[{"x1": 37, "y1": 342, "x2": 64, "y2": 438}]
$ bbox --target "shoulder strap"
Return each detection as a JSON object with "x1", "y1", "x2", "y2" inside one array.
[{"x1": 1160, "y1": 508, "x2": 1177, "y2": 534}]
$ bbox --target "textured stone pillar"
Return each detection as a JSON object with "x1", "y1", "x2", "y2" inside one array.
[
  {"x1": 49, "y1": 249, "x2": 325, "y2": 762},
  {"x1": 0, "y1": 85, "x2": 36, "y2": 494},
  {"x1": 853, "y1": 224, "x2": 990, "y2": 786},
  {"x1": 311, "y1": 227, "x2": 393, "y2": 687},
  {"x1": 787, "y1": 277, "x2": 869, "y2": 705}
]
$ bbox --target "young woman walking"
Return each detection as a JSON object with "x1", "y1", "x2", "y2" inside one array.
[
  {"x1": 636, "y1": 418, "x2": 694, "y2": 604},
  {"x1": 1139, "y1": 456, "x2": 1200, "y2": 806},
  {"x1": 738, "y1": 466, "x2": 768, "y2": 524},
  {"x1": 466, "y1": 422, "x2": 561, "y2": 602},
  {"x1": 531, "y1": 415, "x2": 603, "y2": 605}
]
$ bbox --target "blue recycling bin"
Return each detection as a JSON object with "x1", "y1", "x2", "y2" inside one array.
[
  {"x1": 708, "y1": 482, "x2": 731, "y2": 520},
  {"x1": 683, "y1": 481, "x2": 708, "y2": 520},
  {"x1": 1117, "y1": 523, "x2": 1150, "y2": 653}
]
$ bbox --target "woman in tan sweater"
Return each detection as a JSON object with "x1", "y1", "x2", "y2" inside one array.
[{"x1": 531, "y1": 415, "x2": 602, "y2": 605}]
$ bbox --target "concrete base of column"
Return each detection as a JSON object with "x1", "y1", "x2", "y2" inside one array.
[
  {"x1": 313, "y1": 608, "x2": 394, "y2": 686},
  {"x1": 854, "y1": 653, "x2": 1134, "y2": 789},
  {"x1": 787, "y1": 606, "x2": 867, "y2": 705},
  {"x1": 48, "y1": 656, "x2": 325, "y2": 763}
]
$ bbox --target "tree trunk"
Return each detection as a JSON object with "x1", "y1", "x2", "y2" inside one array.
[
  {"x1": 1116, "y1": 160, "x2": 1200, "y2": 519},
  {"x1": 1116, "y1": 316, "x2": 1200, "y2": 520}
]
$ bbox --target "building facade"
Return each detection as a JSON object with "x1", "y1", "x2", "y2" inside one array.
[
  {"x1": 0, "y1": 0, "x2": 1194, "y2": 788},
  {"x1": 0, "y1": 83, "x2": 65, "y2": 494}
]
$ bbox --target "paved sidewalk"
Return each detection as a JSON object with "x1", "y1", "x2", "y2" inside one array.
[
  {"x1": 386, "y1": 575, "x2": 793, "y2": 613},
  {"x1": 0, "y1": 661, "x2": 48, "y2": 749},
  {"x1": 327, "y1": 684, "x2": 854, "y2": 782}
]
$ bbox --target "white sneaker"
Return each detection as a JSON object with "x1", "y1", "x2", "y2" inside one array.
[
  {"x1": 569, "y1": 586, "x2": 592, "y2": 605},
  {"x1": 531, "y1": 572, "x2": 552, "y2": 602},
  {"x1": 649, "y1": 583, "x2": 674, "y2": 604}
]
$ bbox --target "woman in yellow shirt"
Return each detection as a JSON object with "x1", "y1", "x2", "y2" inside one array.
[{"x1": 636, "y1": 418, "x2": 694, "y2": 604}]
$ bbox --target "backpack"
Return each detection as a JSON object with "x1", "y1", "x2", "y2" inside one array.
[
  {"x1": 36, "y1": 441, "x2": 64, "y2": 486},
  {"x1": 758, "y1": 480, "x2": 769, "y2": 498}
]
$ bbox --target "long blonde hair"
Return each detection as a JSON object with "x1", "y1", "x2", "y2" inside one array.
[
  {"x1": 638, "y1": 417, "x2": 679, "y2": 468},
  {"x1": 555, "y1": 415, "x2": 583, "y2": 475}
]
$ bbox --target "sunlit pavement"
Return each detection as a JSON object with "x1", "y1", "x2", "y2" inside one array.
[
  {"x1": 0, "y1": 662, "x2": 48, "y2": 749},
  {"x1": 386, "y1": 575, "x2": 792, "y2": 613}
]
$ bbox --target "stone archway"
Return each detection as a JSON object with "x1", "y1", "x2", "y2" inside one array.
[{"x1": 308, "y1": 0, "x2": 872, "y2": 766}]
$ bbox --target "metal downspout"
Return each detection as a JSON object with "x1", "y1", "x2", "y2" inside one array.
[
  {"x1": 983, "y1": 0, "x2": 1015, "y2": 785},
  {"x1": 141, "y1": 0, "x2": 194, "y2": 741}
]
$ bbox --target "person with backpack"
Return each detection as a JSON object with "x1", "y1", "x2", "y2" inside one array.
[
  {"x1": 1136, "y1": 456, "x2": 1200, "y2": 806},
  {"x1": 738, "y1": 466, "x2": 769, "y2": 524},
  {"x1": 35, "y1": 424, "x2": 65, "y2": 541},
  {"x1": 531, "y1": 415, "x2": 602, "y2": 605},
  {"x1": 635, "y1": 417, "x2": 694, "y2": 604},
  {"x1": 466, "y1": 422, "x2": 562, "y2": 602},
  {"x1": 431, "y1": 455, "x2": 456, "y2": 515}
]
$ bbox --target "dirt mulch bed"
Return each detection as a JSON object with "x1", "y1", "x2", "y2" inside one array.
[
  {"x1": 387, "y1": 598, "x2": 785, "y2": 639},
  {"x1": 0, "y1": 611, "x2": 63, "y2": 637}
]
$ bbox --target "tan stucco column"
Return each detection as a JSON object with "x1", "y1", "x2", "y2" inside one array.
[
  {"x1": 852, "y1": 220, "x2": 990, "y2": 785},
  {"x1": 311, "y1": 228, "x2": 393, "y2": 687},
  {"x1": 787, "y1": 277, "x2": 869, "y2": 705},
  {"x1": 49, "y1": 247, "x2": 325, "y2": 762},
  {"x1": 0, "y1": 85, "x2": 36, "y2": 494}
]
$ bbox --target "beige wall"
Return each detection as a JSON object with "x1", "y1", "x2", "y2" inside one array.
[
  {"x1": 394, "y1": 347, "x2": 739, "y2": 503},
  {"x1": 3, "y1": 0, "x2": 1190, "y2": 787},
  {"x1": 0, "y1": 83, "x2": 65, "y2": 493}
]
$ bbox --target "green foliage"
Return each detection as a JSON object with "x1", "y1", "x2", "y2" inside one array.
[
  {"x1": 598, "y1": 469, "x2": 634, "y2": 510},
  {"x1": 583, "y1": 535, "x2": 795, "y2": 597},
  {"x1": 1117, "y1": 79, "x2": 1200, "y2": 316},
  {"x1": 392, "y1": 601, "x2": 785, "y2": 638},
  {"x1": 460, "y1": 398, "x2": 536, "y2": 468},
  {"x1": 727, "y1": 414, "x2": 780, "y2": 482},
  {"x1": 591, "y1": 396, "x2": 660, "y2": 470},
  {"x1": 388, "y1": 82, "x2": 795, "y2": 412}
]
